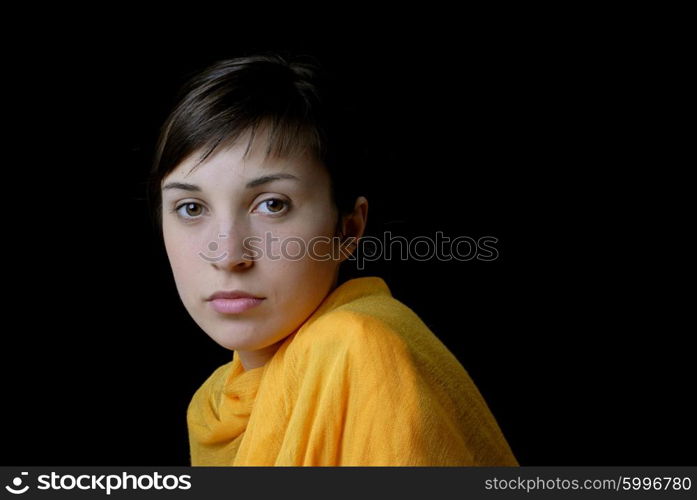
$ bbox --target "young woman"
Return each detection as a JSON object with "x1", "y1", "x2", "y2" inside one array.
[{"x1": 148, "y1": 53, "x2": 518, "y2": 466}]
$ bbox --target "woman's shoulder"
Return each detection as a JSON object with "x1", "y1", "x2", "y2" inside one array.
[
  {"x1": 291, "y1": 294, "x2": 413, "y2": 355},
  {"x1": 286, "y1": 291, "x2": 462, "y2": 379}
]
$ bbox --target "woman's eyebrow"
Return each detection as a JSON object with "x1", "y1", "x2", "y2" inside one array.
[
  {"x1": 162, "y1": 173, "x2": 300, "y2": 192},
  {"x1": 244, "y1": 173, "x2": 300, "y2": 189}
]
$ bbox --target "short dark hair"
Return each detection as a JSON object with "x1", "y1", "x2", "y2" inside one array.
[{"x1": 147, "y1": 51, "x2": 369, "y2": 238}]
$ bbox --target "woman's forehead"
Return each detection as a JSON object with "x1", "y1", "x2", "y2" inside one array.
[{"x1": 162, "y1": 144, "x2": 326, "y2": 191}]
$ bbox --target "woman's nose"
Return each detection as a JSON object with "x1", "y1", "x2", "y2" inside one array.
[{"x1": 200, "y1": 230, "x2": 255, "y2": 271}]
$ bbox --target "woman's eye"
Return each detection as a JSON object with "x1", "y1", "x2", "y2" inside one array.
[
  {"x1": 174, "y1": 202, "x2": 204, "y2": 219},
  {"x1": 257, "y1": 198, "x2": 290, "y2": 215}
]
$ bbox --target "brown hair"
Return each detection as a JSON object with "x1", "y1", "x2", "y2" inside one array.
[{"x1": 147, "y1": 51, "x2": 368, "y2": 240}]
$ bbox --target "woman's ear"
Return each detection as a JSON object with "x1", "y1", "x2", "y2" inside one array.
[{"x1": 338, "y1": 196, "x2": 368, "y2": 258}]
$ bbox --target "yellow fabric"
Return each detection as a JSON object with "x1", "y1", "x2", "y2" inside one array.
[{"x1": 187, "y1": 276, "x2": 518, "y2": 466}]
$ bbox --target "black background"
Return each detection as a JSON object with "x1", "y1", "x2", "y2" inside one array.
[{"x1": 1, "y1": 17, "x2": 692, "y2": 466}]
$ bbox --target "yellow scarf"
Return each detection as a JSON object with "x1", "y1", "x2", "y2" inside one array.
[{"x1": 187, "y1": 276, "x2": 518, "y2": 466}]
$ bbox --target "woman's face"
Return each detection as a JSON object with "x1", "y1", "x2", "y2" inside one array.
[{"x1": 161, "y1": 130, "x2": 344, "y2": 370}]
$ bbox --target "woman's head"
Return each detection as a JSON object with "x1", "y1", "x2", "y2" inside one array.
[
  {"x1": 148, "y1": 53, "x2": 368, "y2": 369},
  {"x1": 148, "y1": 53, "x2": 366, "y2": 232}
]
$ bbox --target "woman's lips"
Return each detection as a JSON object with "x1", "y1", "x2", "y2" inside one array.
[{"x1": 209, "y1": 297, "x2": 265, "y2": 314}]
